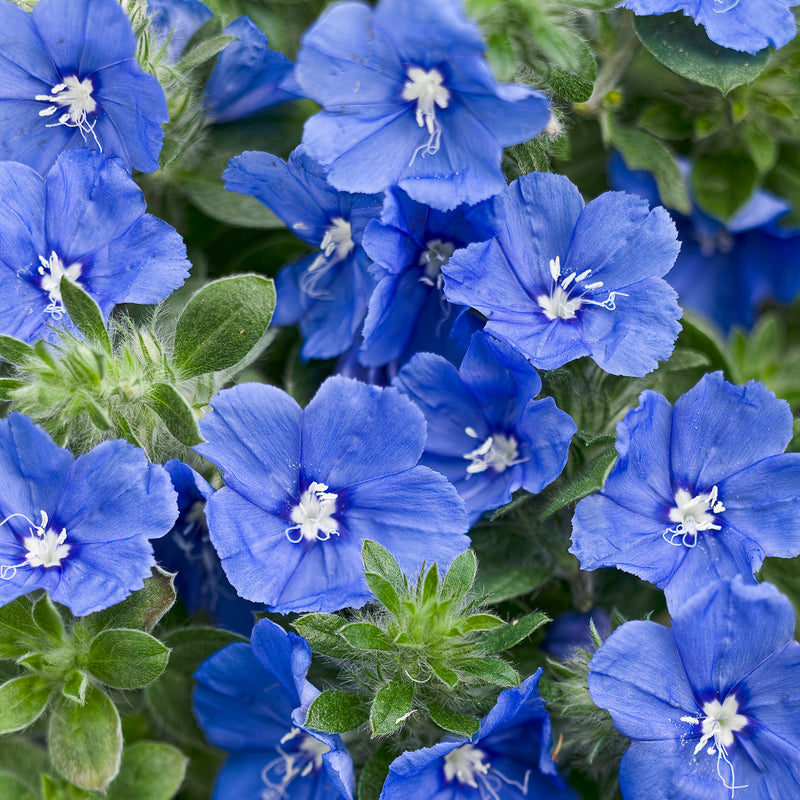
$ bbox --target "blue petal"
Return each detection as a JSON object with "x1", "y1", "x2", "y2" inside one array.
[
  {"x1": 0, "y1": 160, "x2": 46, "y2": 275},
  {"x1": 696, "y1": 0, "x2": 797, "y2": 52},
  {"x1": 517, "y1": 398, "x2": 575, "y2": 494},
  {"x1": 250, "y1": 618, "x2": 310, "y2": 709},
  {"x1": 0, "y1": 2, "x2": 59, "y2": 86}
]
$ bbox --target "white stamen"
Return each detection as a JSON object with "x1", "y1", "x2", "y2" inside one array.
[
  {"x1": 36, "y1": 251, "x2": 83, "y2": 319},
  {"x1": 0, "y1": 510, "x2": 70, "y2": 578},
  {"x1": 261, "y1": 728, "x2": 330, "y2": 799},
  {"x1": 443, "y1": 743, "x2": 531, "y2": 800},
  {"x1": 300, "y1": 218, "x2": 354, "y2": 299},
  {"x1": 663, "y1": 486, "x2": 725, "y2": 548},
  {"x1": 463, "y1": 428, "x2": 525, "y2": 476},
  {"x1": 548, "y1": 257, "x2": 561, "y2": 282},
  {"x1": 35, "y1": 76, "x2": 101, "y2": 149},
  {"x1": 402, "y1": 67, "x2": 450, "y2": 165},
  {"x1": 418, "y1": 239, "x2": 455, "y2": 288},
  {"x1": 285, "y1": 482, "x2": 340, "y2": 544}
]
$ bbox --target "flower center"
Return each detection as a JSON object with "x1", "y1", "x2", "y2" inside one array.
[
  {"x1": 35, "y1": 76, "x2": 101, "y2": 147},
  {"x1": 0, "y1": 510, "x2": 70, "y2": 579},
  {"x1": 300, "y1": 217, "x2": 355, "y2": 299},
  {"x1": 260, "y1": 728, "x2": 331, "y2": 798},
  {"x1": 36, "y1": 251, "x2": 83, "y2": 318},
  {"x1": 419, "y1": 239, "x2": 455, "y2": 289},
  {"x1": 402, "y1": 66, "x2": 450, "y2": 164},
  {"x1": 443, "y1": 743, "x2": 532, "y2": 796},
  {"x1": 681, "y1": 696, "x2": 748, "y2": 796},
  {"x1": 536, "y1": 256, "x2": 626, "y2": 321},
  {"x1": 663, "y1": 486, "x2": 725, "y2": 548},
  {"x1": 285, "y1": 482, "x2": 340, "y2": 544},
  {"x1": 463, "y1": 427, "x2": 524, "y2": 476},
  {"x1": 697, "y1": 228, "x2": 735, "y2": 257}
]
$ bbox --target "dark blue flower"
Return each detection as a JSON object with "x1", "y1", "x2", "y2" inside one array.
[
  {"x1": 394, "y1": 332, "x2": 575, "y2": 524},
  {"x1": 224, "y1": 146, "x2": 382, "y2": 359},
  {"x1": 295, "y1": 0, "x2": 551, "y2": 211},
  {"x1": 381, "y1": 669, "x2": 576, "y2": 800},
  {"x1": 589, "y1": 579, "x2": 800, "y2": 798},
  {"x1": 621, "y1": 0, "x2": 798, "y2": 54},
  {"x1": 194, "y1": 376, "x2": 470, "y2": 613},
  {"x1": 442, "y1": 172, "x2": 683, "y2": 376},
  {"x1": 0, "y1": 413, "x2": 178, "y2": 617},
  {"x1": 0, "y1": 0, "x2": 168, "y2": 174},
  {"x1": 194, "y1": 617, "x2": 354, "y2": 800},
  {"x1": 542, "y1": 608, "x2": 611, "y2": 660},
  {"x1": 0, "y1": 149, "x2": 190, "y2": 343},
  {"x1": 359, "y1": 188, "x2": 496, "y2": 368},
  {"x1": 610, "y1": 152, "x2": 800, "y2": 332},
  {"x1": 570, "y1": 371, "x2": 800, "y2": 610}
]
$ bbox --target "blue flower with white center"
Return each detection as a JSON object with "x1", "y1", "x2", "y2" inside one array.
[
  {"x1": 147, "y1": 0, "x2": 301, "y2": 122},
  {"x1": 610, "y1": 152, "x2": 800, "y2": 333},
  {"x1": 441, "y1": 171, "x2": 683, "y2": 377},
  {"x1": 359, "y1": 188, "x2": 496, "y2": 368},
  {"x1": 589, "y1": 579, "x2": 800, "y2": 799},
  {"x1": 194, "y1": 375, "x2": 470, "y2": 614},
  {"x1": 194, "y1": 617, "x2": 354, "y2": 800},
  {"x1": 224, "y1": 146, "x2": 382, "y2": 360},
  {"x1": 394, "y1": 332, "x2": 576, "y2": 525},
  {"x1": 0, "y1": 413, "x2": 178, "y2": 617},
  {"x1": 0, "y1": 149, "x2": 190, "y2": 344},
  {"x1": 0, "y1": 0, "x2": 167, "y2": 174},
  {"x1": 294, "y1": 0, "x2": 551, "y2": 211},
  {"x1": 381, "y1": 669, "x2": 576, "y2": 800},
  {"x1": 621, "y1": 0, "x2": 798, "y2": 53},
  {"x1": 570, "y1": 371, "x2": 800, "y2": 611}
]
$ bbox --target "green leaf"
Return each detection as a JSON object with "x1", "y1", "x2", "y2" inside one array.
[
  {"x1": 0, "y1": 772, "x2": 36, "y2": 800},
  {"x1": 369, "y1": 679, "x2": 414, "y2": 736},
  {"x1": 461, "y1": 613, "x2": 505, "y2": 633},
  {"x1": 440, "y1": 549, "x2": 477, "y2": 599},
  {"x1": 540, "y1": 447, "x2": 618, "y2": 519},
  {"x1": 0, "y1": 596, "x2": 38, "y2": 660},
  {"x1": 82, "y1": 567, "x2": 176, "y2": 635},
  {"x1": 364, "y1": 573, "x2": 402, "y2": 617},
  {"x1": 691, "y1": 152, "x2": 758, "y2": 222},
  {"x1": 459, "y1": 657, "x2": 519, "y2": 687},
  {"x1": 114, "y1": 415, "x2": 145, "y2": 450},
  {"x1": 0, "y1": 675, "x2": 51, "y2": 733},
  {"x1": 743, "y1": 124, "x2": 778, "y2": 174},
  {"x1": 292, "y1": 613, "x2": 350, "y2": 658},
  {"x1": 421, "y1": 563, "x2": 439, "y2": 604},
  {"x1": 305, "y1": 690, "x2": 367, "y2": 733},
  {"x1": 633, "y1": 13, "x2": 769, "y2": 94},
  {"x1": 430, "y1": 661, "x2": 459, "y2": 688},
  {"x1": 32, "y1": 594, "x2": 65, "y2": 642},
  {"x1": 0, "y1": 739, "x2": 50, "y2": 797},
  {"x1": 175, "y1": 34, "x2": 236, "y2": 73},
  {"x1": 361, "y1": 540, "x2": 404, "y2": 591},
  {"x1": 477, "y1": 611, "x2": 550, "y2": 652},
  {"x1": 146, "y1": 383, "x2": 202, "y2": 446},
  {"x1": 338, "y1": 623, "x2": 392, "y2": 651},
  {"x1": 62, "y1": 671, "x2": 89, "y2": 705},
  {"x1": 59, "y1": 278, "x2": 111, "y2": 354},
  {"x1": 357, "y1": 744, "x2": 394, "y2": 800},
  {"x1": 87, "y1": 629, "x2": 170, "y2": 690},
  {"x1": 428, "y1": 703, "x2": 480, "y2": 738},
  {"x1": 0, "y1": 335, "x2": 36, "y2": 366},
  {"x1": 173, "y1": 274, "x2": 276, "y2": 378},
  {"x1": 49, "y1": 686, "x2": 122, "y2": 791},
  {"x1": 107, "y1": 742, "x2": 188, "y2": 800}
]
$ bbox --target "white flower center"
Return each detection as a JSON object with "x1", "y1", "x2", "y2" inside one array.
[
  {"x1": 419, "y1": 239, "x2": 455, "y2": 289},
  {"x1": 536, "y1": 256, "x2": 626, "y2": 321},
  {"x1": 36, "y1": 251, "x2": 83, "y2": 318},
  {"x1": 681, "y1": 696, "x2": 748, "y2": 796},
  {"x1": 402, "y1": 66, "x2": 450, "y2": 164},
  {"x1": 260, "y1": 728, "x2": 331, "y2": 799},
  {"x1": 300, "y1": 217, "x2": 354, "y2": 299},
  {"x1": 0, "y1": 510, "x2": 70, "y2": 580},
  {"x1": 285, "y1": 482, "x2": 340, "y2": 544},
  {"x1": 663, "y1": 486, "x2": 725, "y2": 548},
  {"x1": 697, "y1": 228, "x2": 735, "y2": 257},
  {"x1": 35, "y1": 76, "x2": 101, "y2": 148},
  {"x1": 443, "y1": 743, "x2": 532, "y2": 797},
  {"x1": 463, "y1": 427, "x2": 524, "y2": 476}
]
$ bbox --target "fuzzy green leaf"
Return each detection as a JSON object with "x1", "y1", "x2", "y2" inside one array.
[
  {"x1": 440, "y1": 549, "x2": 477, "y2": 599},
  {"x1": 59, "y1": 278, "x2": 111, "y2": 354},
  {"x1": 461, "y1": 613, "x2": 505, "y2": 633},
  {"x1": 292, "y1": 613, "x2": 350, "y2": 658},
  {"x1": 32, "y1": 594, "x2": 65, "y2": 642},
  {"x1": 364, "y1": 573, "x2": 402, "y2": 616},
  {"x1": 0, "y1": 676, "x2": 51, "y2": 733},
  {"x1": 477, "y1": 612, "x2": 550, "y2": 652},
  {"x1": 0, "y1": 772, "x2": 36, "y2": 800},
  {"x1": 62, "y1": 671, "x2": 89, "y2": 705},
  {"x1": 540, "y1": 447, "x2": 618, "y2": 518},
  {"x1": 369, "y1": 679, "x2": 414, "y2": 736},
  {"x1": 305, "y1": 690, "x2": 367, "y2": 733},
  {"x1": 361, "y1": 540, "x2": 404, "y2": 591},
  {"x1": 421, "y1": 563, "x2": 439, "y2": 604},
  {"x1": 338, "y1": 623, "x2": 392, "y2": 651},
  {"x1": 0, "y1": 335, "x2": 36, "y2": 366},
  {"x1": 459, "y1": 657, "x2": 519, "y2": 687},
  {"x1": 428, "y1": 703, "x2": 480, "y2": 738},
  {"x1": 357, "y1": 743, "x2": 394, "y2": 800},
  {"x1": 87, "y1": 629, "x2": 170, "y2": 689},
  {"x1": 107, "y1": 742, "x2": 188, "y2": 800},
  {"x1": 173, "y1": 274, "x2": 276, "y2": 378},
  {"x1": 147, "y1": 383, "x2": 203, "y2": 446},
  {"x1": 430, "y1": 661, "x2": 459, "y2": 688},
  {"x1": 175, "y1": 34, "x2": 236, "y2": 74},
  {"x1": 0, "y1": 596, "x2": 38, "y2": 659}
]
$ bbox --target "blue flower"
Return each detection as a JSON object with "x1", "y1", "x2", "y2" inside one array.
[
  {"x1": 359, "y1": 188, "x2": 496, "y2": 368},
  {"x1": 394, "y1": 332, "x2": 576, "y2": 524},
  {"x1": 152, "y1": 460, "x2": 260, "y2": 636},
  {"x1": 295, "y1": 0, "x2": 551, "y2": 211},
  {"x1": 194, "y1": 617, "x2": 354, "y2": 800},
  {"x1": 610, "y1": 152, "x2": 800, "y2": 332},
  {"x1": 589, "y1": 579, "x2": 800, "y2": 798},
  {"x1": 0, "y1": 149, "x2": 190, "y2": 343},
  {"x1": 570, "y1": 371, "x2": 800, "y2": 610},
  {"x1": 381, "y1": 670, "x2": 576, "y2": 800},
  {"x1": 224, "y1": 146, "x2": 382, "y2": 359},
  {"x1": 0, "y1": 0, "x2": 168, "y2": 174},
  {"x1": 621, "y1": 0, "x2": 798, "y2": 53},
  {"x1": 0, "y1": 413, "x2": 177, "y2": 617},
  {"x1": 542, "y1": 608, "x2": 611, "y2": 660},
  {"x1": 147, "y1": 0, "x2": 301, "y2": 122},
  {"x1": 194, "y1": 376, "x2": 470, "y2": 613},
  {"x1": 442, "y1": 172, "x2": 683, "y2": 376}
]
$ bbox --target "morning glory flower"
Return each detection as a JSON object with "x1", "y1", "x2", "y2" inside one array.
[
  {"x1": 0, "y1": 149, "x2": 190, "y2": 343},
  {"x1": 195, "y1": 376, "x2": 470, "y2": 613},
  {"x1": 589, "y1": 579, "x2": 800, "y2": 798},
  {"x1": 570, "y1": 371, "x2": 800, "y2": 610},
  {"x1": 0, "y1": 413, "x2": 178, "y2": 617},
  {"x1": 359, "y1": 188, "x2": 496, "y2": 368},
  {"x1": 194, "y1": 617, "x2": 354, "y2": 800},
  {"x1": 0, "y1": 0, "x2": 168, "y2": 174},
  {"x1": 295, "y1": 0, "x2": 551, "y2": 211},
  {"x1": 224, "y1": 146, "x2": 382, "y2": 360},
  {"x1": 381, "y1": 669, "x2": 576, "y2": 800},
  {"x1": 394, "y1": 332, "x2": 576, "y2": 524},
  {"x1": 621, "y1": 0, "x2": 798, "y2": 53},
  {"x1": 442, "y1": 171, "x2": 683, "y2": 376},
  {"x1": 610, "y1": 152, "x2": 800, "y2": 332}
]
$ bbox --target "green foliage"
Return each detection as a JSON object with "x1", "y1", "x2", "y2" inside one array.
[
  {"x1": 691, "y1": 151, "x2": 758, "y2": 221},
  {"x1": 106, "y1": 742, "x2": 187, "y2": 800},
  {"x1": 305, "y1": 690, "x2": 368, "y2": 733},
  {"x1": 59, "y1": 280, "x2": 111, "y2": 355},
  {"x1": 86, "y1": 630, "x2": 170, "y2": 690},
  {"x1": 0, "y1": 676, "x2": 51, "y2": 734}
]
